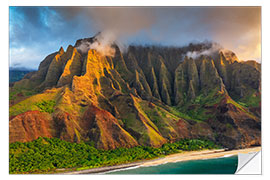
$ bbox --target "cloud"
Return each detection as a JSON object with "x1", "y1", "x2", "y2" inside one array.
[
  {"x1": 9, "y1": 7, "x2": 97, "y2": 69},
  {"x1": 201, "y1": 7, "x2": 261, "y2": 62},
  {"x1": 88, "y1": 31, "x2": 116, "y2": 56},
  {"x1": 9, "y1": 47, "x2": 47, "y2": 69},
  {"x1": 75, "y1": 31, "x2": 116, "y2": 56},
  {"x1": 9, "y1": 7, "x2": 261, "y2": 69},
  {"x1": 186, "y1": 43, "x2": 223, "y2": 59},
  {"x1": 55, "y1": 7, "x2": 261, "y2": 61},
  {"x1": 56, "y1": 7, "x2": 158, "y2": 54}
]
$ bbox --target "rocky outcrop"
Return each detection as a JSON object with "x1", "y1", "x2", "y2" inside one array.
[
  {"x1": 150, "y1": 67, "x2": 161, "y2": 100},
  {"x1": 174, "y1": 57, "x2": 200, "y2": 105},
  {"x1": 57, "y1": 48, "x2": 82, "y2": 87},
  {"x1": 12, "y1": 52, "x2": 58, "y2": 90},
  {"x1": 52, "y1": 110, "x2": 81, "y2": 142},
  {"x1": 199, "y1": 58, "x2": 225, "y2": 94},
  {"x1": 9, "y1": 36, "x2": 261, "y2": 150},
  {"x1": 229, "y1": 61, "x2": 261, "y2": 99},
  {"x1": 208, "y1": 96, "x2": 261, "y2": 149},
  {"x1": 109, "y1": 94, "x2": 167, "y2": 147},
  {"x1": 9, "y1": 111, "x2": 54, "y2": 143},
  {"x1": 81, "y1": 105, "x2": 138, "y2": 150}
]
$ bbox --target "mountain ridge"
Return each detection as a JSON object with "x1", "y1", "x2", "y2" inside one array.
[{"x1": 9, "y1": 35, "x2": 261, "y2": 150}]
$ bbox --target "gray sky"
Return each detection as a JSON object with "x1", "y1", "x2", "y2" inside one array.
[{"x1": 9, "y1": 7, "x2": 261, "y2": 69}]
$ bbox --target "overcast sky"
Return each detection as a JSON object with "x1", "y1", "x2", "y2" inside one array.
[{"x1": 9, "y1": 7, "x2": 261, "y2": 69}]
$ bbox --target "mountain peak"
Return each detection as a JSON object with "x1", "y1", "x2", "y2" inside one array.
[
  {"x1": 9, "y1": 37, "x2": 261, "y2": 150},
  {"x1": 74, "y1": 32, "x2": 116, "y2": 57},
  {"x1": 219, "y1": 49, "x2": 239, "y2": 63},
  {"x1": 59, "y1": 47, "x2": 64, "y2": 54},
  {"x1": 74, "y1": 32, "x2": 102, "y2": 47}
]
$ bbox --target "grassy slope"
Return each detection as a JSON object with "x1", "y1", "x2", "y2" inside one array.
[
  {"x1": 9, "y1": 88, "x2": 62, "y2": 117},
  {"x1": 174, "y1": 88, "x2": 225, "y2": 121}
]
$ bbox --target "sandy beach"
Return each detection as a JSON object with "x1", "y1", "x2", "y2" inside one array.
[
  {"x1": 62, "y1": 146, "x2": 261, "y2": 174},
  {"x1": 141, "y1": 147, "x2": 261, "y2": 167}
]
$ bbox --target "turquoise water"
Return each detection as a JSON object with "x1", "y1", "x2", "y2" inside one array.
[{"x1": 107, "y1": 155, "x2": 238, "y2": 174}]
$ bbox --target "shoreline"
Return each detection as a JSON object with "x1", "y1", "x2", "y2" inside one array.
[{"x1": 61, "y1": 146, "x2": 261, "y2": 175}]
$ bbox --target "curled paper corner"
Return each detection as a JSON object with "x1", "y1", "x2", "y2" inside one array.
[{"x1": 235, "y1": 149, "x2": 261, "y2": 174}]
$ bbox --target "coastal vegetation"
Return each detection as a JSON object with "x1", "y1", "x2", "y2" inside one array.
[
  {"x1": 9, "y1": 38, "x2": 261, "y2": 174},
  {"x1": 9, "y1": 137, "x2": 220, "y2": 174}
]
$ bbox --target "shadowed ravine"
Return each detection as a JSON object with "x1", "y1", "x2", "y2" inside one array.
[{"x1": 9, "y1": 35, "x2": 261, "y2": 150}]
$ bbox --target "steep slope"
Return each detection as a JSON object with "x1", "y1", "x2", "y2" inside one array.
[
  {"x1": 9, "y1": 111, "x2": 54, "y2": 143},
  {"x1": 9, "y1": 35, "x2": 261, "y2": 149}
]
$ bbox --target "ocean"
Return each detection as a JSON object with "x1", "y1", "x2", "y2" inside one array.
[{"x1": 106, "y1": 155, "x2": 238, "y2": 174}]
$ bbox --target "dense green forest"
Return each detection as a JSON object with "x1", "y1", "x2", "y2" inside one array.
[{"x1": 9, "y1": 137, "x2": 221, "y2": 174}]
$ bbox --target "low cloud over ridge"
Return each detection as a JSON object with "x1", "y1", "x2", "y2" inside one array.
[{"x1": 9, "y1": 7, "x2": 261, "y2": 69}]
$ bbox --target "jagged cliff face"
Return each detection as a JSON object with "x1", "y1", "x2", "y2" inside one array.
[{"x1": 9, "y1": 36, "x2": 261, "y2": 150}]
